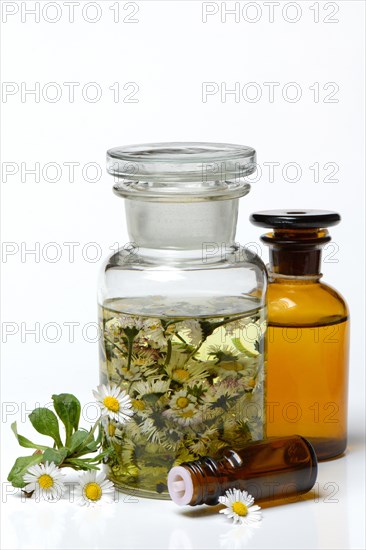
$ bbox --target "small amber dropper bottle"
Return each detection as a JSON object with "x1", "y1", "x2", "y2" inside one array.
[
  {"x1": 250, "y1": 210, "x2": 349, "y2": 460},
  {"x1": 167, "y1": 436, "x2": 317, "y2": 506}
]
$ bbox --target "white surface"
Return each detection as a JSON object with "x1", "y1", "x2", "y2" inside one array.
[
  {"x1": 1, "y1": 1, "x2": 365, "y2": 549},
  {"x1": 1, "y1": 437, "x2": 365, "y2": 550}
]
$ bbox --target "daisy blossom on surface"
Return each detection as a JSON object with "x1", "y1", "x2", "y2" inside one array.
[
  {"x1": 219, "y1": 489, "x2": 262, "y2": 525},
  {"x1": 23, "y1": 461, "x2": 66, "y2": 501},
  {"x1": 93, "y1": 383, "x2": 134, "y2": 424},
  {"x1": 76, "y1": 471, "x2": 115, "y2": 506}
]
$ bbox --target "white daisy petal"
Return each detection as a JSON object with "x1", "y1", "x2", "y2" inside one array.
[
  {"x1": 175, "y1": 320, "x2": 203, "y2": 346},
  {"x1": 95, "y1": 472, "x2": 107, "y2": 483},
  {"x1": 248, "y1": 505, "x2": 258, "y2": 514}
]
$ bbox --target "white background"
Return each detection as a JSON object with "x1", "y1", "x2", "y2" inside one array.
[{"x1": 1, "y1": 1, "x2": 365, "y2": 549}]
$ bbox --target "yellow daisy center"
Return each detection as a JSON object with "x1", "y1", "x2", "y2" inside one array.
[
  {"x1": 134, "y1": 358, "x2": 146, "y2": 366},
  {"x1": 180, "y1": 409, "x2": 194, "y2": 419},
  {"x1": 220, "y1": 361, "x2": 243, "y2": 372},
  {"x1": 38, "y1": 474, "x2": 54, "y2": 489},
  {"x1": 103, "y1": 396, "x2": 120, "y2": 412},
  {"x1": 132, "y1": 399, "x2": 145, "y2": 411},
  {"x1": 172, "y1": 369, "x2": 190, "y2": 382},
  {"x1": 108, "y1": 423, "x2": 116, "y2": 437},
  {"x1": 84, "y1": 482, "x2": 102, "y2": 501},
  {"x1": 176, "y1": 396, "x2": 189, "y2": 409},
  {"x1": 232, "y1": 501, "x2": 248, "y2": 516}
]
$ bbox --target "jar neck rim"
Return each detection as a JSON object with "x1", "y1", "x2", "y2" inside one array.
[
  {"x1": 262, "y1": 229, "x2": 330, "y2": 277},
  {"x1": 124, "y1": 197, "x2": 240, "y2": 251},
  {"x1": 268, "y1": 270, "x2": 323, "y2": 283},
  {"x1": 113, "y1": 179, "x2": 250, "y2": 203}
]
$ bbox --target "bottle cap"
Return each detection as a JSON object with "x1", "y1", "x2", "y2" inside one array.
[
  {"x1": 167, "y1": 465, "x2": 194, "y2": 506},
  {"x1": 250, "y1": 210, "x2": 341, "y2": 229}
]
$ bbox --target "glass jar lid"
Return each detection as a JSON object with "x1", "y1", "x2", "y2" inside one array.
[{"x1": 107, "y1": 142, "x2": 256, "y2": 202}]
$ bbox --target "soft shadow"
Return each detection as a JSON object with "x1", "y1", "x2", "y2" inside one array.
[
  {"x1": 173, "y1": 489, "x2": 322, "y2": 516},
  {"x1": 259, "y1": 490, "x2": 318, "y2": 509},
  {"x1": 175, "y1": 503, "x2": 223, "y2": 518},
  {"x1": 346, "y1": 432, "x2": 366, "y2": 452}
]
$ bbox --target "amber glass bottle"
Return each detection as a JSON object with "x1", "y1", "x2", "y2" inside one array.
[
  {"x1": 167, "y1": 435, "x2": 317, "y2": 506},
  {"x1": 250, "y1": 210, "x2": 349, "y2": 461}
]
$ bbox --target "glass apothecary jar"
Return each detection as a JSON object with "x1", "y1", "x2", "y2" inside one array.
[{"x1": 98, "y1": 142, "x2": 267, "y2": 498}]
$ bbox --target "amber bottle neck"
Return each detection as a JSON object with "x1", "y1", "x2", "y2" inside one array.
[
  {"x1": 261, "y1": 229, "x2": 331, "y2": 277},
  {"x1": 183, "y1": 453, "x2": 236, "y2": 506}
]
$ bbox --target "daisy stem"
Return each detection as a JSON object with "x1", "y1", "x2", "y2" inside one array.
[
  {"x1": 104, "y1": 336, "x2": 126, "y2": 356},
  {"x1": 126, "y1": 335, "x2": 135, "y2": 371},
  {"x1": 164, "y1": 339, "x2": 172, "y2": 366},
  {"x1": 175, "y1": 333, "x2": 189, "y2": 346},
  {"x1": 187, "y1": 340, "x2": 205, "y2": 361}
]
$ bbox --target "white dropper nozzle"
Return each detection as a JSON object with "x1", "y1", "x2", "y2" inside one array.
[{"x1": 167, "y1": 466, "x2": 194, "y2": 506}]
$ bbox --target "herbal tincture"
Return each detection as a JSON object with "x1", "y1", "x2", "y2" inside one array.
[
  {"x1": 168, "y1": 435, "x2": 317, "y2": 506},
  {"x1": 99, "y1": 143, "x2": 267, "y2": 498},
  {"x1": 250, "y1": 210, "x2": 349, "y2": 460}
]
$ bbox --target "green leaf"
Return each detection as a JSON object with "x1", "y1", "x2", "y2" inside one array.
[
  {"x1": 11, "y1": 422, "x2": 49, "y2": 451},
  {"x1": 7, "y1": 454, "x2": 43, "y2": 488},
  {"x1": 231, "y1": 338, "x2": 258, "y2": 357},
  {"x1": 199, "y1": 320, "x2": 216, "y2": 339},
  {"x1": 85, "y1": 437, "x2": 99, "y2": 452},
  {"x1": 70, "y1": 430, "x2": 99, "y2": 457},
  {"x1": 42, "y1": 448, "x2": 68, "y2": 465},
  {"x1": 73, "y1": 449, "x2": 110, "y2": 463},
  {"x1": 88, "y1": 447, "x2": 113, "y2": 462},
  {"x1": 29, "y1": 408, "x2": 63, "y2": 448},
  {"x1": 52, "y1": 394, "x2": 81, "y2": 446},
  {"x1": 64, "y1": 458, "x2": 100, "y2": 471},
  {"x1": 68, "y1": 429, "x2": 89, "y2": 452},
  {"x1": 95, "y1": 424, "x2": 103, "y2": 447}
]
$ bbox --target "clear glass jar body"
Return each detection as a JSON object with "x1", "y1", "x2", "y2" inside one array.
[{"x1": 98, "y1": 143, "x2": 267, "y2": 498}]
